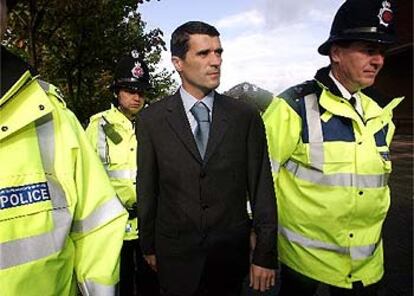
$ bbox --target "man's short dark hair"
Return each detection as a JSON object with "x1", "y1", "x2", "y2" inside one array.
[{"x1": 170, "y1": 21, "x2": 220, "y2": 59}]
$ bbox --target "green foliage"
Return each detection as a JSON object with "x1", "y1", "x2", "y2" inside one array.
[{"x1": 4, "y1": 0, "x2": 176, "y2": 124}]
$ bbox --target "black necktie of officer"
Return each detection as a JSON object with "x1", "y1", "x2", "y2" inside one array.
[
  {"x1": 349, "y1": 96, "x2": 357, "y2": 109},
  {"x1": 349, "y1": 96, "x2": 365, "y2": 120},
  {"x1": 190, "y1": 102, "x2": 210, "y2": 159}
]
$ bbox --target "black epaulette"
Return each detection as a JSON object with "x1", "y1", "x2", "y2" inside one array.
[{"x1": 277, "y1": 80, "x2": 319, "y2": 114}]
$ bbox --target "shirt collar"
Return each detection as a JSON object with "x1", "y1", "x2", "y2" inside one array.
[
  {"x1": 328, "y1": 70, "x2": 357, "y2": 101},
  {"x1": 180, "y1": 86, "x2": 214, "y2": 114}
]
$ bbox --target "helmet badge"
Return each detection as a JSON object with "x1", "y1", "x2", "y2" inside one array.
[
  {"x1": 131, "y1": 50, "x2": 140, "y2": 59},
  {"x1": 377, "y1": 1, "x2": 393, "y2": 27},
  {"x1": 131, "y1": 62, "x2": 144, "y2": 79}
]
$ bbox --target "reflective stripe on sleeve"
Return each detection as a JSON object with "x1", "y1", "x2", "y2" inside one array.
[
  {"x1": 270, "y1": 159, "x2": 281, "y2": 174},
  {"x1": 0, "y1": 114, "x2": 72, "y2": 269},
  {"x1": 279, "y1": 225, "x2": 378, "y2": 260},
  {"x1": 71, "y1": 196, "x2": 125, "y2": 233},
  {"x1": 304, "y1": 93, "x2": 324, "y2": 171},
  {"x1": 107, "y1": 169, "x2": 136, "y2": 180},
  {"x1": 79, "y1": 280, "x2": 116, "y2": 296},
  {"x1": 97, "y1": 117, "x2": 109, "y2": 165},
  {"x1": 284, "y1": 160, "x2": 388, "y2": 188}
]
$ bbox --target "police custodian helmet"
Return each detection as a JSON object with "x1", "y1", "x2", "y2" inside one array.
[
  {"x1": 318, "y1": 0, "x2": 397, "y2": 55},
  {"x1": 111, "y1": 49, "x2": 151, "y2": 93}
]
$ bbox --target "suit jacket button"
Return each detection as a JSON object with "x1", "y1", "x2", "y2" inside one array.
[
  {"x1": 202, "y1": 204, "x2": 209, "y2": 210},
  {"x1": 200, "y1": 171, "x2": 206, "y2": 178}
]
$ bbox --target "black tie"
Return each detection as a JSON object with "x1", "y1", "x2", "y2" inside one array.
[{"x1": 349, "y1": 96, "x2": 357, "y2": 109}]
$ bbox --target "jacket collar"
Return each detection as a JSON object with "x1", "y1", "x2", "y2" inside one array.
[
  {"x1": 314, "y1": 66, "x2": 343, "y2": 98},
  {"x1": 0, "y1": 76, "x2": 54, "y2": 141},
  {"x1": 315, "y1": 65, "x2": 403, "y2": 123},
  {"x1": 103, "y1": 105, "x2": 135, "y2": 130}
]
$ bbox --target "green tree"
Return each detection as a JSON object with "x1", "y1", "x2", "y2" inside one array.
[{"x1": 4, "y1": 0, "x2": 176, "y2": 124}]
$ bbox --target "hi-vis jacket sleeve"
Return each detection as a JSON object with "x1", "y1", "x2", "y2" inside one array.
[
  {"x1": 64, "y1": 109, "x2": 128, "y2": 295},
  {"x1": 263, "y1": 97, "x2": 302, "y2": 181}
]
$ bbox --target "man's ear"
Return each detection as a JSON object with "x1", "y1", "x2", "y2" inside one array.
[
  {"x1": 171, "y1": 56, "x2": 183, "y2": 73},
  {"x1": 330, "y1": 44, "x2": 341, "y2": 64}
]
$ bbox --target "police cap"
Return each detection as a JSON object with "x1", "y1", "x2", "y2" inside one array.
[
  {"x1": 318, "y1": 0, "x2": 396, "y2": 55},
  {"x1": 112, "y1": 50, "x2": 151, "y2": 92}
]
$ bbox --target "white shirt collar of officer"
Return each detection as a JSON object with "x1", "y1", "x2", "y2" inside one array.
[{"x1": 329, "y1": 71, "x2": 363, "y2": 116}]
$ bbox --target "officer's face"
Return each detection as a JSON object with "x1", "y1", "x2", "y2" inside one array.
[
  {"x1": 172, "y1": 34, "x2": 223, "y2": 99},
  {"x1": 331, "y1": 41, "x2": 385, "y2": 92},
  {"x1": 0, "y1": 0, "x2": 7, "y2": 37},
  {"x1": 117, "y1": 89, "x2": 145, "y2": 119}
]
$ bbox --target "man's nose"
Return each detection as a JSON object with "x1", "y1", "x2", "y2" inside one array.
[
  {"x1": 371, "y1": 52, "x2": 384, "y2": 67},
  {"x1": 210, "y1": 53, "x2": 222, "y2": 67}
]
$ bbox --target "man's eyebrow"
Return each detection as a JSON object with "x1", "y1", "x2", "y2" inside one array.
[
  {"x1": 196, "y1": 49, "x2": 210, "y2": 55},
  {"x1": 215, "y1": 48, "x2": 224, "y2": 54}
]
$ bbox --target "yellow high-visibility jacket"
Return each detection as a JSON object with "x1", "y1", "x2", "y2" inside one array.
[
  {"x1": 263, "y1": 67, "x2": 403, "y2": 288},
  {"x1": 0, "y1": 69, "x2": 128, "y2": 295},
  {"x1": 86, "y1": 106, "x2": 138, "y2": 240}
]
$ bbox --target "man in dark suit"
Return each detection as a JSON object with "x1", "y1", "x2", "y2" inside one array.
[{"x1": 136, "y1": 21, "x2": 277, "y2": 296}]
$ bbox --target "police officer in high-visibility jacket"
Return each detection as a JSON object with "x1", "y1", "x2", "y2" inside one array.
[
  {"x1": 0, "y1": 1, "x2": 128, "y2": 295},
  {"x1": 263, "y1": 0, "x2": 403, "y2": 295},
  {"x1": 86, "y1": 51, "x2": 159, "y2": 296}
]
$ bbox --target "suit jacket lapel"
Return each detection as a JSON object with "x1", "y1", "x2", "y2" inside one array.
[
  {"x1": 204, "y1": 93, "x2": 229, "y2": 164},
  {"x1": 165, "y1": 92, "x2": 202, "y2": 163}
]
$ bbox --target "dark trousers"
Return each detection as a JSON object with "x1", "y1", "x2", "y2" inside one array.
[
  {"x1": 120, "y1": 239, "x2": 160, "y2": 296},
  {"x1": 278, "y1": 264, "x2": 381, "y2": 296}
]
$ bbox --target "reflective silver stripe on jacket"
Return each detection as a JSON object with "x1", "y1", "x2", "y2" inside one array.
[
  {"x1": 304, "y1": 93, "x2": 324, "y2": 171},
  {"x1": 279, "y1": 225, "x2": 378, "y2": 260},
  {"x1": 38, "y1": 79, "x2": 50, "y2": 92},
  {"x1": 97, "y1": 117, "x2": 109, "y2": 165},
  {"x1": 284, "y1": 159, "x2": 388, "y2": 188},
  {"x1": 270, "y1": 159, "x2": 281, "y2": 174},
  {"x1": 78, "y1": 280, "x2": 116, "y2": 296},
  {"x1": 107, "y1": 169, "x2": 136, "y2": 180},
  {"x1": 0, "y1": 114, "x2": 72, "y2": 269},
  {"x1": 71, "y1": 196, "x2": 124, "y2": 233}
]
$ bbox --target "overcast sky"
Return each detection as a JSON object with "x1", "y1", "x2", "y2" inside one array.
[{"x1": 139, "y1": 0, "x2": 344, "y2": 94}]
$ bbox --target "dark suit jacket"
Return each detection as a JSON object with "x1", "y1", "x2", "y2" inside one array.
[{"x1": 136, "y1": 91, "x2": 277, "y2": 295}]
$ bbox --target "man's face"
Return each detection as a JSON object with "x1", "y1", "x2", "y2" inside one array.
[
  {"x1": 172, "y1": 34, "x2": 223, "y2": 99},
  {"x1": 331, "y1": 41, "x2": 386, "y2": 92},
  {"x1": 118, "y1": 89, "x2": 145, "y2": 118},
  {"x1": 0, "y1": 0, "x2": 7, "y2": 37}
]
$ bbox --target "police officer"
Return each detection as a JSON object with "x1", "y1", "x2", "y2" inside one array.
[
  {"x1": 86, "y1": 51, "x2": 159, "y2": 296},
  {"x1": 263, "y1": 0, "x2": 403, "y2": 295},
  {"x1": 1, "y1": 0, "x2": 128, "y2": 295}
]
